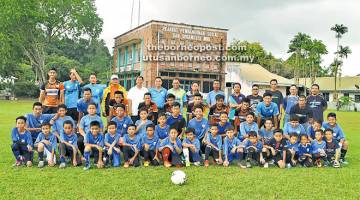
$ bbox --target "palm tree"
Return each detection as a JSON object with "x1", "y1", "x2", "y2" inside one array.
[
  {"x1": 288, "y1": 33, "x2": 311, "y2": 84},
  {"x1": 306, "y1": 39, "x2": 328, "y2": 84},
  {"x1": 330, "y1": 24, "x2": 348, "y2": 101}
]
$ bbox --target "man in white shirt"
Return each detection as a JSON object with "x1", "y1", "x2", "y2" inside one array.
[{"x1": 127, "y1": 76, "x2": 149, "y2": 122}]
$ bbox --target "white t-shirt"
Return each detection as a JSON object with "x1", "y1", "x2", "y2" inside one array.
[{"x1": 127, "y1": 86, "x2": 148, "y2": 116}]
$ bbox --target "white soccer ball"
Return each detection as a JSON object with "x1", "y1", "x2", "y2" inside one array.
[{"x1": 171, "y1": 170, "x2": 186, "y2": 185}]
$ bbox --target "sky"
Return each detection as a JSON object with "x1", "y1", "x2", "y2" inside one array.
[{"x1": 95, "y1": 0, "x2": 359, "y2": 76}]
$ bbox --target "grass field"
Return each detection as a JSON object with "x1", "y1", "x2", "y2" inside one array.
[{"x1": 0, "y1": 100, "x2": 359, "y2": 200}]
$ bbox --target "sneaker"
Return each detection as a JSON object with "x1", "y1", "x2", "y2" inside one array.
[
  {"x1": 59, "y1": 162, "x2": 66, "y2": 169},
  {"x1": 246, "y1": 162, "x2": 251, "y2": 168},
  {"x1": 143, "y1": 161, "x2": 150, "y2": 167},
  {"x1": 238, "y1": 160, "x2": 247, "y2": 169},
  {"x1": 204, "y1": 160, "x2": 209, "y2": 167},
  {"x1": 333, "y1": 160, "x2": 341, "y2": 168},
  {"x1": 19, "y1": 156, "x2": 25, "y2": 165},
  {"x1": 193, "y1": 162, "x2": 201, "y2": 166},
  {"x1": 83, "y1": 164, "x2": 90, "y2": 171},
  {"x1": 263, "y1": 162, "x2": 269, "y2": 168},
  {"x1": 249, "y1": 159, "x2": 257, "y2": 167},
  {"x1": 185, "y1": 161, "x2": 191, "y2": 167},
  {"x1": 164, "y1": 161, "x2": 171, "y2": 168},
  {"x1": 268, "y1": 159, "x2": 275, "y2": 165},
  {"x1": 340, "y1": 159, "x2": 348, "y2": 165},
  {"x1": 26, "y1": 161, "x2": 32, "y2": 167},
  {"x1": 123, "y1": 162, "x2": 129, "y2": 168},
  {"x1": 286, "y1": 163, "x2": 292, "y2": 169},
  {"x1": 316, "y1": 160, "x2": 322, "y2": 168},
  {"x1": 38, "y1": 161, "x2": 44, "y2": 168}
]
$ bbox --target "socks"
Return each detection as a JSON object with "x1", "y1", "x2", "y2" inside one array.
[
  {"x1": 60, "y1": 156, "x2": 66, "y2": 163},
  {"x1": 340, "y1": 149, "x2": 347, "y2": 159},
  {"x1": 84, "y1": 151, "x2": 90, "y2": 166},
  {"x1": 38, "y1": 151, "x2": 44, "y2": 161},
  {"x1": 183, "y1": 148, "x2": 190, "y2": 163},
  {"x1": 238, "y1": 152, "x2": 244, "y2": 161}
]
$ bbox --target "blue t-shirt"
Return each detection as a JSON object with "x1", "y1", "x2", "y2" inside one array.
[
  {"x1": 123, "y1": 134, "x2": 141, "y2": 151},
  {"x1": 25, "y1": 113, "x2": 55, "y2": 140},
  {"x1": 182, "y1": 137, "x2": 201, "y2": 153},
  {"x1": 64, "y1": 80, "x2": 81, "y2": 108},
  {"x1": 217, "y1": 122, "x2": 232, "y2": 136},
  {"x1": 141, "y1": 134, "x2": 159, "y2": 151},
  {"x1": 311, "y1": 140, "x2": 326, "y2": 154},
  {"x1": 158, "y1": 137, "x2": 182, "y2": 154},
  {"x1": 155, "y1": 124, "x2": 170, "y2": 140},
  {"x1": 35, "y1": 132, "x2": 57, "y2": 151},
  {"x1": 187, "y1": 117, "x2": 209, "y2": 140},
  {"x1": 77, "y1": 97, "x2": 101, "y2": 115},
  {"x1": 256, "y1": 102, "x2": 279, "y2": 118},
  {"x1": 135, "y1": 119, "x2": 154, "y2": 138},
  {"x1": 284, "y1": 95, "x2": 299, "y2": 114},
  {"x1": 149, "y1": 87, "x2": 167, "y2": 109},
  {"x1": 60, "y1": 132, "x2": 78, "y2": 148},
  {"x1": 259, "y1": 128, "x2": 274, "y2": 144},
  {"x1": 285, "y1": 141, "x2": 299, "y2": 153},
  {"x1": 283, "y1": 122, "x2": 306, "y2": 136},
  {"x1": 207, "y1": 90, "x2": 226, "y2": 106},
  {"x1": 322, "y1": 122, "x2": 345, "y2": 141},
  {"x1": 223, "y1": 136, "x2": 242, "y2": 157},
  {"x1": 239, "y1": 121, "x2": 258, "y2": 140},
  {"x1": 83, "y1": 83, "x2": 104, "y2": 105},
  {"x1": 85, "y1": 132, "x2": 104, "y2": 147},
  {"x1": 111, "y1": 116, "x2": 133, "y2": 137},
  {"x1": 79, "y1": 114, "x2": 104, "y2": 134},
  {"x1": 11, "y1": 128, "x2": 33, "y2": 146},
  {"x1": 298, "y1": 143, "x2": 312, "y2": 156},
  {"x1": 104, "y1": 133, "x2": 120, "y2": 146},
  {"x1": 206, "y1": 134, "x2": 222, "y2": 150},
  {"x1": 244, "y1": 140, "x2": 263, "y2": 153},
  {"x1": 52, "y1": 116, "x2": 75, "y2": 135}
]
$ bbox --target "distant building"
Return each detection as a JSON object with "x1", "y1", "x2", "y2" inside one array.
[{"x1": 113, "y1": 20, "x2": 228, "y2": 92}]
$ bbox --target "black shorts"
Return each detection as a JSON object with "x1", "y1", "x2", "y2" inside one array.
[
  {"x1": 66, "y1": 108, "x2": 79, "y2": 122},
  {"x1": 43, "y1": 106, "x2": 58, "y2": 114}
]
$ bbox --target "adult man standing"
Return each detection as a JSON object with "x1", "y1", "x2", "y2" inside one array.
[
  {"x1": 149, "y1": 77, "x2": 167, "y2": 112},
  {"x1": 102, "y1": 74, "x2": 127, "y2": 119},
  {"x1": 247, "y1": 84, "x2": 263, "y2": 112},
  {"x1": 283, "y1": 84, "x2": 299, "y2": 124},
  {"x1": 290, "y1": 95, "x2": 313, "y2": 130},
  {"x1": 206, "y1": 80, "x2": 225, "y2": 107},
  {"x1": 265, "y1": 79, "x2": 283, "y2": 127},
  {"x1": 307, "y1": 84, "x2": 327, "y2": 122},
  {"x1": 39, "y1": 68, "x2": 64, "y2": 114},
  {"x1": 167, "y1": 78, "x2": 187, "y2": 112},
  {"x1": 63, "y1": 69, "x2": 83, "y2": 121},
  {"x1": 83, "y1": 73, "x2": 104, "y2": 108},
  {"x1": 128, "y1": 76, "x2": 148, "y2": 122}
]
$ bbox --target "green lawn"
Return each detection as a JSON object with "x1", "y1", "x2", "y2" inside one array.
[{"x1": 0, "y1": 100, "x2": 359, "y2": 200}]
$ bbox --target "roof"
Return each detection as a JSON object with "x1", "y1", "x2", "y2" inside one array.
[
  {"x1": 226, "y1": 62, "x2": 295, "y2": 85},
  {"x1": 298, "y1": 77, "x2": 360, "y2": 91},
  {"x1": 114, "y1": 20, "x2": 228, "y2": 39}
]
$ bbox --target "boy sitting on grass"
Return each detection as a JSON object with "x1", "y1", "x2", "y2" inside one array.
[
  {"x1": 241, "y1": 131, "x2": 265, "y2": 168},
  {"x1": 182, "y1": 128, "x2": 201, "y2": 167},
  {"x1": 140, "y1": 124, "x2": 160, "y2": 167},
  {"x1": 285, "y1": 133, "x2": 299, "y2": 168},
  {"x1": 223, "y1": 126, "x2": 243, "y2": 167},
  {"x1": 34, "y1": 122, "x2": 57, "y2": 168},
  {"x1": 298, "y1": 134, "x2": 313, "y2": 167},
  {"x1": 121, "y1": 124, "x2": 141, "y2": 168},
  {"x1": 83, "y1": 121, "x2": 104, "y2": 170},
  {"x1": 263, "y1": 129, "x2": 287, "y2": 169},
  {"x1": 135, "y1": 108, "x2": 154, "y2": 138},
  {"x1": 204, "y1": 124, "x2": 223, "y2": 167},
  {"x1": 111, "y1": 104, "x2": 133, "y2": 137},
  {"x1": 311, "y1": 129, "x2": 327, "y2": 168},
  {"x1": 155, "y1": 113, "x2": 170, "y2": 141},
  {"x1": 238, "y1": 112, "x2": 258, "y2": 142},
  {"x1": 104, "y1": 121, "x2": 121, "y2": 167},
  {"x1": 324, "y1": 128, "x2": 341, "y2": 168},
  {"x1": 59, "y1": 120, "x2": 81, "y2": 168},
  {"x1": 158, "y1": 127, "x2": 183, "y2": 168},
  {"x1": 11, "y1": 116, "x2": 33, "y2": 167}
]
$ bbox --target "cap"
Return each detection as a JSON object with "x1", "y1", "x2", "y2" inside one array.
[{"x1": 111, "y1": 74, "x2": 119, "y2": 80}]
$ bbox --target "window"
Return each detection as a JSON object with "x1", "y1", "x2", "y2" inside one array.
[
  {"x1": 163, "y1": 79, "x2": 170, "y2": 90},
  {"x1": 344, "y1": 93, "x2": 349, "y2": 97},
  {"x1": 179, "y1": 73, "x2": 186, "y2": 78},
  {"x1": 323, "y1": 93, "x2": 330, "y2": 101},
  {"x1": 168, "y1": 72, "x2": 176, "y2": 77},
  {"x1": 160, "y1": 72, "x2": 168, "y2": 77},
  {"x1": 355, "y1": 95, "x2": 360, "y2": 103},
  {"x1": 203, "y1": 81, "x2": 211, "y2": 93}
]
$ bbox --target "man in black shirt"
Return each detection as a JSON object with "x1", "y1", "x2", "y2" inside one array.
[
  {"x1": 290, "y1": 95, "x2": 313, "y2": 130},
  {"x1": 247, "y1": 84, "x2": 263, "y2": 112},
  {"x1": 265, "y1": 79, "x2": 284, "y2": 128},
  {"x1": 306, "y1": 84, "x2": 327, "y2": 122}
]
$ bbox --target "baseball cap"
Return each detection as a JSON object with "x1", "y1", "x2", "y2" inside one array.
[{"x1": 111, "y1": 74, "x2": 119, "y2": 80}]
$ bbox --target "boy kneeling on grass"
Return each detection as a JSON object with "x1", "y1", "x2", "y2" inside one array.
[
  {"x1": 11, "y1": 116, "x2": 33, "y2": 167},
  {"x1": 182, "y1": 128, "x2": 202, "y2": 167},
  {"x1": 324, "y1": 128, "x2": 341, "y2": 168},
  {"x1": 121, "y1": 124, "x2": 141, "y2": 168},
  {"x1": 240, "y1": 131, "x2": 266, "y2": 168},
  {"x1": 59, "y1": 120, "x2": 81, "y2": 168},
  {"x1": 311, "y1": 129, "x2": 327, "y2": 168},
  {"x1": 158, "y1": 127, "x2": 183, "y2": 168},
  {"x1": 83, "y1": 121, "x2": 104, "y2": 170},
  {"x1": 263, "y1": 129, "x2": 288, "y2": 169},
  {"x1": 223, "y1": 126, "x2": 243, "y2": 167},
  {"x1": 104, "y1": 121, "x2": 121, "y2": 167},
  {"x1": 298, "y1": 134, "x2": 313, "y2": 167},
  {"x1": 35, "y1": 122, "x2": 57, "y2": 168},
  {"x1": 204, "y1": 123, "x2": 223, "y2": 167},
  {"x1": 140, "y1": 124, "x2": 160, "y2": 167}
]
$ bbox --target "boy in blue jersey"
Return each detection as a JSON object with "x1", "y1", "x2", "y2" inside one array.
[
  {"x1": 52, "y1": 104, "x2": 75, "y2": 140},
  {"x1": 121, "y1": 124, "x2": 141, "y2": 168},
  {"x1": 182, "y1": 128, "x2": 202, "y2": 167},
  {"x1": 166, "y1": 102, "x2": 186, "y2": 138},
  {"x1": 311, "y1": 129, "x2": 326, "y2": 168},
  {"x1": 11, "y1": 116, "x2": 33, "y2": 167},
  {"x1": 285, "y1": 133, "x2": 299, "y2": 168},
  {"x1": 283, "y1": 115, "x2": 306, "y2": 140},
  {"x1": 77, "y1": 87, "x2": 100, "y2": 119},
  {"x1": 241, "y1": 131, "x2": 265, "y2": 168},
  {"x1": 259, "y1": 118, "x2": 274, "y2": 145},
  {"x1": 263, "y1": 129, "x2": 288, "y2": 169},
  {"x1": 298, "y1": 134, "x2": 313, "y2": 167},
  {"x1": 83, "y1": 73, "x2": 104, "y2": 105},
  {"x1": 111, "y1": 104, "x2": 133, "y2": 137},
  {"x1": 256, "y1": 92, "x2": 279, "y2": 129},
  {"x1": 25, "y1": 102, "x2": 55, "y2": 143},
  {"x1": 141, "y1": 124, "x2": 160, "y2": 167},
  {"x1": 217, "y1": 112, "x2": 232, "y2": 137},
  {"x1": 59, "y1": 120, "x2": 81, "y2": 168},
  {"x1": 63, "y1": 69, "x2": 82, "y2": 121},
  {"x1": 324, "y1": 129, "x2": 341, "y2": 168},
  {"x1": 104, "y1": 121, "x2": 121, "y2": 168},
  {"x1": 306, "y1": 119, "x2": 322, "y2": 140},
  {"x1": 239, "y1": 112, "x2": 258, "y2": 141},
  {"x1": 83, "y1": 121, "x2": 104, "y2": 170},
  {"x1": 135, "y1": 108, "x2": 154, "y2": 138},
  {"x1": 204, "y1": 124, "x2": 223, "y2": 167},
  {"x1": 34, "y1": 122, "x2": 57, "y2": 168},
  {"x1": 187, "y1": 105, "x2": 209, "y2": 145},
  {"x1": 223, "y1": 126, "x2": 243, "y2": 167},
  {"x1": 155, "y1": 113, "x2": 170, "y2": 141},
  {"x1": 164, "y1": 93, "x2": 175, "y2": 118},
  {"x1": 158, "y1": 127, "x2": 183, "y2": 168},
  {"x1": 323, "y1": 112, "x2": 349, "y2": 164}
]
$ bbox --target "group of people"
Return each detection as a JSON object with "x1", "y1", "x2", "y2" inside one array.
[{"x1": 10, "y1": 67, "x2": 349, "y2": 170}]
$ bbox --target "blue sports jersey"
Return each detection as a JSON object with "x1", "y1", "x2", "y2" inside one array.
[
  {"x1": 217, "y1": 122, "x2": 232, "y2": 135},
  {"x1": 84, "y1": 132, "x2": 104, "y2": 147},
  {"x1": 60, "y1": 132, "x2": 78, "y2": 148},
  {"x1": 149, "y1": 87, "x2": 167, "y2": 109},
  {"x1": 283, "y1": 122, "x2": 306, "y2": 136},
  {"x1": 52, "y1": 116, "x2": 75, "y2": 135},
  {"x1": 206, "y1": 133, "x2": 222, "y2": 150},
  {"x1": 325, "y1": 139, "x2": 340, "y2": 155},
  {"x1": 63, "y1": 80, "x2": 81, "y2": 108},
  {"x1": 79, "y1": 114, "x2": 103, "y2": 134},
  {"x1": 111, "y1": 116, "x2": 133, "y2": 137},
  {"x1": 77, "y1": 97, "x2": 101, "y2": 115},
  {"x1": 285, "y1": 141, "x2": 299, "y2": 152},
  {"x1": 256, "y1": 102, "x2": 279, "y2": 118},
  {"x1": 158, "y1": 137, "x2": 182, "y2": 153},
  {"x1": 182, "y1": 137, "x2": 201, "y2": 152},
  {"x1": 25, "y1": 113, "x2": 54, "y2": 140},
  {"x1": 298, "y1": 143, "x2": 312, "y2": 156},
  {"x1": 223, "y1": 136, "x2": 242, "y2": 158},
  {"x1": 259, "y1": 128, "x2": 274, "y2": 143},
  {"x1": 104, "y1": 132, "x2": 120, "y2": 146},
  {"x1": 155, "y1": 124, "x2": 169, "y2": 140},
  {"x1": 284, "y1": 95, "x2": 299, "y2": 114},
  {"x1": 123, "y1": 134, "x2": 141, "y2": 151},
  {"x1": 322, "y1": 122, "x2": 345, "y2": 141},
  {"x1": 187, "y1": 117, "x2": 209, "y2": 139},
  {"x1": 135, "y1": 120, "x2": 154, "y2": 138},
  {"x1": 207, "y1": 90, "x2": 226, "y2": 106},
  {"x1": 239, "y1": 122, "x2": 258, "y2": 140},
  {"x1": 244, "y1": 140, "x2": 263, "y2": 153},
  {"x1": 141, "y1": 134, "x2": 159, "y2": 151},
  {"x1": 311, "y1": 140, "x2": 326, "y2": 154},
  {"x1": 11, "y1": 128, "x2": 33, "y2": 146},
  {"x1": 35, "y1": 132, "x2": 57, "y2": 151},
  {"x1": 83, "y1": 83, "x2": 104, "y2": 104}
]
